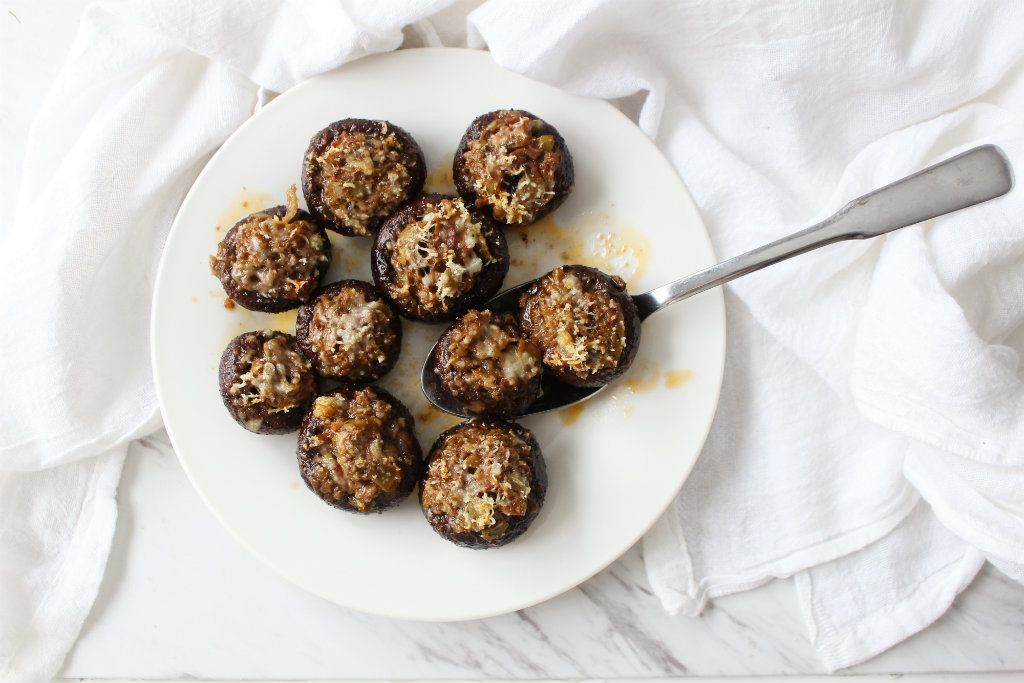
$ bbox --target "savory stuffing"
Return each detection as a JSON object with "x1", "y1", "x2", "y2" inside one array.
[
  {"x1": 421, "y1": 423, "x2": 533, "y2": 541},
  {"x1": 383, "y1": 197, "x2": 494, "y2": 317},
  {"x1": 226, "y1": 333, "x2": 316, "y2": 429},
  {"x1": 439, "y1": 309, "x2": 541, "y2": 412},
  {"x1": 210, "y1": 186, "x2": 328, "y2": 301},
  {"x1": 304, "y1": 285, "x2": 397, "y2": 380},
  {"x1": 299, "y1": 387, "x2": 415, "y2": 512},
  {"x1": 313, "y1": 126, "x2": 416, "y2": 235},
  {"x1": 460, "y1": 110, "x2": 560, "y2": 224},
  {"x1": 520, "y1": 266, "x2": 626, "y2": 377}
]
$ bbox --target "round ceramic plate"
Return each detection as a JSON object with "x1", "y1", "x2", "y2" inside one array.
[{"x1": 152, "y1": 48, "x2": 725, "y2": 621}]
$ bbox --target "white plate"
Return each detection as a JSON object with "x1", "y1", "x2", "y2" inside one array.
[{"x1": 152, "y1": 48, "x2": 725, "y2": 621}]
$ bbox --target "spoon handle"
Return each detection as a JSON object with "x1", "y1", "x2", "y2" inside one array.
[{"x1": 633, "y1": 144, "x2": 1014, "y2": 320}]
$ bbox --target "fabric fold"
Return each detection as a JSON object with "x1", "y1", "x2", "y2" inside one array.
[
  {"x1": 469, "y1": 0, "x2": 1024, "y2": 670},
  {"x1": 0, "y1": 2, "x2": 451, "y2": 682},
  {"x1": 4, "y1": 2, "x2": 1024, "y2": 680}
]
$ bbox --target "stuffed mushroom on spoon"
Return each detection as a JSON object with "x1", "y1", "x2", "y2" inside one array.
[{"x1": 423, "y1": 145, "x2": 1013, "y2": 418}]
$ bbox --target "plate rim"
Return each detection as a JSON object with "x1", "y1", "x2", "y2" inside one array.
[{"x1": 150, "y1": 46, "x2": 726, "y2": 622}]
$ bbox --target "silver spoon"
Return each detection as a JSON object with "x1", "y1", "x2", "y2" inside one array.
[{"x1": 423, "y1": 144, "x2": 1013, "y2": 418}]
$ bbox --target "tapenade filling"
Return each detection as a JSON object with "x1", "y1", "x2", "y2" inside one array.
[
  {"x1": 210, "y1": 186, "x2": 328, "y2": 303},
  {"x1": 460, "y1": 110, "x2": 561, "y2": 224},
  {"x1": 520, "y1": 266, "x2": 627, "y2": 377},
  {"x1": 298, "y1": 387, "x2": 419, "y2": 513},
  {"x1": 384, "y1": 198, "x2": 495, "y2": 318},
  {"x1": 421, "y1": 422, "x2": 533, "y2": 542}
]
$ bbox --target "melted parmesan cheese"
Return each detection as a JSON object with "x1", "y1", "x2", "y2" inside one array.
[
  {"x1": 460, "y1": 110, "x2": 560, "y2": 224},
  {"x1": 315, "y1": 127, "x2": 413, "y2": 235},
  {"x1": 387, "y1": 198, "x2": 493, "y2": 316},
  {"x1": 521, "y1": 267, "x2": 626, "y2": 376},
  {"x1": 306, "y1": 286, "x2": 396, "y2": 378},
  {"x1": 420, "y1": 424, "x2": 533, "y2": 537}
]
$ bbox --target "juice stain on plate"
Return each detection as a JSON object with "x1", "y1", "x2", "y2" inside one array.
[
  {"x1": 559, "y1": 402, "x2": 586, "y2": 426},
  {"x1": 214, "y1": 187, "x2": 273, "y2": 236},
  {"x1": 270, "y1": 309, "x2": 298, "y2": 333},
  {"x1": 217, "y1": 309, "x2": 298, "y2": 349},
  {"x1": 289, "y1": 481, "x2": 300, "y2": 490},
  {"x1": 621, "y1": 360, "x2": 660, "y2": 394},
  {"x1": 424, "y1": 157, "x2": 455, "y2": 193},
  {"x1": 417, "y1": 405, "x2": 445, "y2": 423},
  {"x1": 509, "y1": 212, "x2": 651, "y2": 288},
  {"x1": 665, "y1": 369, "x2": 694, "y2": 389}
]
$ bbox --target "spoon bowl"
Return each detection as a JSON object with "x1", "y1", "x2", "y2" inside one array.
[{"x1": 422, "y1": 144, "x2": 1013, "y2": 418}]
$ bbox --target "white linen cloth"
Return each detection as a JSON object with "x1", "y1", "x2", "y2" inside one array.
[
  {"x1": 2, "y1": 1, "x2": 1022, "y2": 680},
  {"x1": 0, "y1": 2, "x2": 449, "y2": 681},
  {"x1": 464, "y1": 0, "x2": 1024, "y2": 671}
]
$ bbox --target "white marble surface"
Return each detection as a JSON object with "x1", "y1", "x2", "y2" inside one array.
[
  {"x1": 58, "y1": 432, "x2": 1024, "y2": 679},
  {"x1": 5, "y1": 1, "x2": 1024, "y2": 678}
]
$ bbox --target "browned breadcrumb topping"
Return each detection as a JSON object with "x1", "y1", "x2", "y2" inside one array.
[
  {"x1": 210, "y1": 186, "x2": 327, "y2": 300},
  {"x1": 384, "y1": 198, "x2": 494, "y2": 317},
  {"x1": 440, "y1": 310, "x2": 541, "y2": 411},
  {"x1": 306, "y1": 287, "x2": 396, "y2": 380},
  {"x1": 315, "y1": 127, "x2": 414, "y2": 235},
  {"x1": 300, "y1": 388, "x2": 410, "y2": 512},
  {"x1": 421, "y1": 424, "x2": 532, "y2": 541},
  {"x1": 228, "y1": 334, "x2": 316, "y2": 416},
  {"x1": 521, "y1": 267, "x2": 626, "y2": 375},
  {"x1": 461, "y1": 110, "x2": 560, "y2": 224}
]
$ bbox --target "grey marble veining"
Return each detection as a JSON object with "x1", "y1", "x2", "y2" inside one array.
[{"x1": 60, "y1": 432, "x2": 1024, "y2": 679}]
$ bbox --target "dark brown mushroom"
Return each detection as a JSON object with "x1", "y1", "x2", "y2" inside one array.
[
  {"x1": 371, "y1": 194, "x2": 509, "y2": 323},
  {"x1": 218, "y1": 330, "x2": 318, "y2": 434},
  {"x1": 420, "y1": 420, "x2": 546, "y2": 549},
  {"x1": 301, "y1": 118, "x2": 425, "y2": 237},
  {"x1": 519, "y1": 265, "x2": 641, "y2": 387},
  {"x1": 295, "y1": 280, "x2": 402, "y2": 383},
  {"x1": 296, "y1": 384, "x2": 422, "y2": 514},
  {"x1": 210, "y1": 187, "x2": 331, "y2": 312},
  {"x1": 453, "y1": 109, "x2": 573, "y2": 227},
  {"x1": 431, "y1": 309, "x2": 543, "y2": 417}
]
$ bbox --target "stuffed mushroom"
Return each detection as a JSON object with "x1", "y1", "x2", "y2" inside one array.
[
  {"x1": 453, "y1": 109, "x2": 573, "y2": 226},
  {"x1": 218, "y1": 330, "x2": 318, "y2": 434},
  {"x1": 431, "y1": 309, "x2": 543, "y2": 417},
  {"x1": 371, "y1": 194, "x2": 509, "y2": 323},
  {"x1": 519, "y1": 265, "x2": 641, "y2": 387},
  {"x1": 420, "y1": 420, "x2": 546, "y2": 548},
  {"x1": 295, "y1": 280, "x2": 401, "y2": 383},
  {"x1": 210, "y1": 186, "x2": 331, "y2": 312},
  {"x1": 296, "y1": 384, "x2": 422, "y2": 513},
  {"x1": 301, "y1": 118, "x2": 425, "y2": 237}
]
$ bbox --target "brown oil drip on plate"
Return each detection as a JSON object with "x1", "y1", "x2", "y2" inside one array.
[
  {"x1": 665, "y1": 369, "x2": 694, "y2": 389},
  {"x1": 214, "y1": 188, "x2": 273, "y2": 235},
  {"x1": 269, "y1": 309, "x2": 298, "y2": 333},
  {"x1": 621, "y1": 360, "x2": 660, "y2": 394},
  {"x1": 509, "y1": 211, "x2": 651, "y2": 289},
  {"x1": 417, "y1": 405, "x2": 445, "y2": 424},
  {"x1": 560, "y1": 402, "x2": 586, "y2": 426},
  {"x1": 424, "y1": 156, "x2": 455, "y2": 194}
]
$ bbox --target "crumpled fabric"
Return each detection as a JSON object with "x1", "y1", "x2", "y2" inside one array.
[
  {"x1": 461, "y1": 0, "x2": 1024, "y2": 670},
  {"x1": 0, "y1": 2, "x2": 448, "y2": 681},
  {"x1": 4, "y1": 1, "x2": 1023, "y2": 679}
]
